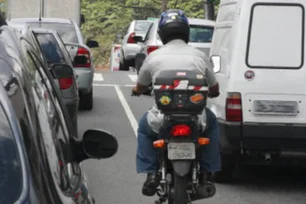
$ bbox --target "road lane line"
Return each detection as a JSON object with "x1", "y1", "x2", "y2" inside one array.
[
  {"x1": 114, "y1": 85, "x2": 138, "y2": 137},
  {"x1": 93, "y1": 84, "x2": 115, "y2": 87},
  {"x1": 94, "y1": 73, "x2": 104, "y2": 81},
  {"x1": 93, "y1": 84, "x2": 135, "y2": 87},
  {"x1": 128, "y1": 74, "x2": 138, "y2": 83}
]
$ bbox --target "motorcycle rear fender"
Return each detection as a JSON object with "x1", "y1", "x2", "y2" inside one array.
[{"x1": 171, "y1": 160, "x2": 192, "y2": 177}]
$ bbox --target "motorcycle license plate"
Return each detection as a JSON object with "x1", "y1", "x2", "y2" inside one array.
[{"x1": 168, "y1": 143, "x2": 195, "y2": 160}]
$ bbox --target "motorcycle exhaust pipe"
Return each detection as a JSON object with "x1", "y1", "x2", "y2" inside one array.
[{"x1": 264, "y1": 153, "x2": 272, "y2": 164}]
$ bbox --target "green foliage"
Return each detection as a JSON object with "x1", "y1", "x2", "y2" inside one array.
[{"x1": 81, "y1": 0, "x2": 220, "y2": 67}]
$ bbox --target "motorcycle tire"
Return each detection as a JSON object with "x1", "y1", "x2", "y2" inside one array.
[{"x1": 173, "y1": 174, "x2": 188, "y2": 204}]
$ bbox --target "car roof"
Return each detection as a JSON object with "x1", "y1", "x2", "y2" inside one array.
[
  {"x1": 32, "y1": 27, "x2": 58, "y2": 34},
  {"x1": 150, "y1": 17, "x2": 215, "y2": 26},
  {"x1": 188, "y1": 18, "x2": 215, "y2": 26},
  {"x1": 9, "y1": 17, "x2": 74, "y2": 24}
]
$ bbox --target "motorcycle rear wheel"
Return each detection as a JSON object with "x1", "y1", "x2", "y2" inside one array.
[{"x1": 172, "y1": 174, "x2": 188, "y2": 204}]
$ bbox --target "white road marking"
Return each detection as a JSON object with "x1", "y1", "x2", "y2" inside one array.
[
  {"x1": 93, "y1": 84, "x2": 135, "y2": 87},
  {"x1": 114, "y1": 85, "x2": 138, "y2": 137},
  {"x1": 128, "y1": 74, "x2": 138, "y2": 83},
  {"x1": 93, "y1": 73, "x2": 104, "y2": 81}
]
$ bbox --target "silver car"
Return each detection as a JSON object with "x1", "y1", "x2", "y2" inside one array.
[
  {"x1": 9, "y1": 17, "x2": 99, "y2": 110},
  {"x1": 134, "y1": 18, "x2": 215, "y2": 71},
  {"x1": 118, "y1": 20, "x2": 152, "y2": 71}
]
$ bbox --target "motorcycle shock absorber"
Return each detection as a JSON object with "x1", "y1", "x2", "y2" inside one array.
[{"x1": 192, "y1": 161, "x2": 197, "y2": 185}]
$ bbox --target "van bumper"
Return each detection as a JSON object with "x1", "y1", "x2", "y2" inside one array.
[{"x1": 218, "y1": 120, "x2": 306, "y2": 164}]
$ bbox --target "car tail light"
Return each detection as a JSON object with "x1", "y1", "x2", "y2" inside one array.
[
  {"x1": 147, "y1": 46, "x2": 159, "y2": 55},
  {"x1": 226, "y1": 92, "x2": 242, "y2": 122},
  {"x1": 58, "y1": 77, "x2": 73, "y2": 90},
  {"x1": 127, "y1": 32, "x2": 136, "y2": 44},
  {"x1": 171, "y1": 124, "x2": 192, "y2": 137},
  {"x1": 75, "y1": 47, "x2": 91, "y2": 68}
]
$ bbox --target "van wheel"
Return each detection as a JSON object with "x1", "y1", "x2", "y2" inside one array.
[{"x1": 214, "y1": 154, "x2": 236, "y2": 183}]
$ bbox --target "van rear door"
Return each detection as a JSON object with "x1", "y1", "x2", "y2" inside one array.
[{"x1": 235, "y1": 2, "x2": 306, "y2": 125}]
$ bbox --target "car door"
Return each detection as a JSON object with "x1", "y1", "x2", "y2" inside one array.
[
  {"x1": 20, "y1": 38, "x2": 82, "y2": 202},
  {"x1": 26, "y1": 40, "x2": 87, "y2": 201}
]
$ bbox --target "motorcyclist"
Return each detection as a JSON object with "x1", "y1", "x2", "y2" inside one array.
[{"x1": 132, "y1": 9, "x2": 221, "y2": 198}]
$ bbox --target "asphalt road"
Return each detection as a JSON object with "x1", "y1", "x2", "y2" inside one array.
[{"x1": 79, "y1": 70, "x2": 306, "y2": 204}]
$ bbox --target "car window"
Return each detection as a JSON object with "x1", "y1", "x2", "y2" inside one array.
[
  {"x1": 144, "y1": 23, "x2": 155, "y2": 42},
  {"x1": 246, "y1": 3, "x2": 304, "y2": 69},
  {"x1": 28, "y1": 22, "x2": 78, "y2": 43},
  {"x1": 0, "y1": 103, "x2": 23, "y2": 204},
  {"x1": 54, "y1": 32, "x2": 74, "y2": 65},
  {"x1": 134, "y1": 21, "x2": 152, "y2": 34},
  {"x1": 35, "y1": 33, "x2": 65, "y2": 65},
  {"x1": 189, "y1": 25, "x2": 214, "y2": 43}
]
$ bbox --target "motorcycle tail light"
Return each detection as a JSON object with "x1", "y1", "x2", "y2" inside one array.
[
  {"x1": 198, "y1": 138, "x2": 210, "y2": 146},
  {"x1": 153, "y1": 139, "x2": 165, "y2": 148},
  {"x1": 171, "y1": 124, "x2": 191, "y2": 137}
]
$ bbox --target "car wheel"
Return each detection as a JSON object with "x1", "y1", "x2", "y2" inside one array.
[
  {"x1": 79, "y1": 89, "x2": 93, "y2": 110},
  {"x1": 213, "y1": 153, "x2": 236, "y2": 183},
  {"x1": 122, "y1": 59, "x2": 134, "y2": 71},
  {"x1": 119, "y1": 62, "x2": 124, "y2": 71}
]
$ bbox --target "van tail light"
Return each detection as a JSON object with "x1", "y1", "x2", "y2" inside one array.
[
  {"x1": 127, "y1": 32, "x2": 136, "y2": 44},
  {"x1": 171, "y1": 124, "x2": 192, "y2": 137},
  {"x1": 147, "y1": 46, "x2": 159, "y2": 55},
  {"x1": 58, "y1": 77, "x2": 73, "y2": 90},
  {"x1": 75, "y1": 47, "x2": 91, "y2": 68},
  {"x1": 226, "y1": 92, "x2": 242, "y2": 122}
]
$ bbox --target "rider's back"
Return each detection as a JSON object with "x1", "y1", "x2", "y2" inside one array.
[{"x1": 142, "y1": 39, "x2": 212, "y2": 83}]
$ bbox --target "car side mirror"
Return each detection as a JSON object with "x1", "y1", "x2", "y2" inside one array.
[
  {"x1": 133, "y1": 36, "x2": 144, "y2": 43},
  {"x1": 86, "y1": 40, "x2": 99, "y2": 48},
  {"x1": 82, "y1": 129, "x2": 118, "y2": 160},
  {"x1": 73, "y1": 55, "x2": 88, "y2": 66},
  {"x1": 210, "y1": 55, "x2": 221, "y2": 73}
]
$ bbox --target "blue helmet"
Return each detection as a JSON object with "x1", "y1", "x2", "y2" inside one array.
[{"x1": 158, "y1": 9, "x2": 190, "y2": 44}]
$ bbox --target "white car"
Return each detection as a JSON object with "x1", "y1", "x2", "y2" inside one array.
[
  {"x1": 119, "y1": 20, "x2": 153, "y2": 71},
  {"x1": 209, "y1": 0, "x2": 306, "y2": 182}
]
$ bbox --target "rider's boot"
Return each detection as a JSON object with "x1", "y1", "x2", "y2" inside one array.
[{"x1": 142, "y1": 172, "x2": 160, "y2": 196}]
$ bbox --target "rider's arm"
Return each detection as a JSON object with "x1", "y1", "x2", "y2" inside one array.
[
  {"x1": 133, "y1": 60, "x2": 152, "y2": 93},
  {"x1": 205, "y1": 67, "x2": 220, "y2": 97},
  {"x1": 203, "y1": 53, "x2": 220, "y2": 97}
]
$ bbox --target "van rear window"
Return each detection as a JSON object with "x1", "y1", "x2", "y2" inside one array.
[{"x1": 246, "y1": 3, "x2": 304, "y2": 69}]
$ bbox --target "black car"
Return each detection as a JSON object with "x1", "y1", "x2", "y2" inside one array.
[{"x1": 0, "y1": 24, "x2": 118, "y2": 203}]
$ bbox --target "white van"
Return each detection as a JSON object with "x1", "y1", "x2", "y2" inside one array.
[{"x1": 208, "y1": 0, "x2": 306, "y2": 182}]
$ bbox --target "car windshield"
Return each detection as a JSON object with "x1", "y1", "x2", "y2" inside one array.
[
  {"x1": 35, "y1": 33, "x2": 65, "y2": 65},
  {"x1": 0, "y1": 103, "x2": 23, "y2": 203},
  {"x1": 189, "y1": 25, "x2": 214, "y2": 43},
  {"x1": 28, "y1": 22, "x2": 78, "y2": 43}
]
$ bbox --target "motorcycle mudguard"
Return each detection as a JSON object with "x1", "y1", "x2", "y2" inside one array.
[{"x1": 171, "y1": 160, "x2": 192, "y2": 177}]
